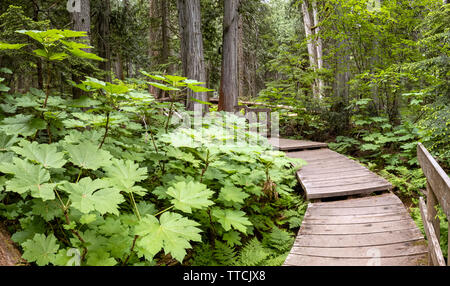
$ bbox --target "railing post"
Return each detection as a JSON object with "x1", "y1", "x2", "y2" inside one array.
[
  {"x1": 426, "y1": 182, "x2": 440, "y2": 242},
  {"x1": 426, "y1": 183, "x2": 441, "y2": 266}
]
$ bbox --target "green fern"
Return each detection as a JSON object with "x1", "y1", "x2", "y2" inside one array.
[
  {"x1": 234, "y1": 238, "x2": 274, "y2": 266},
  {"x1": 190, "y1": 244, "x2": 218, "y2": 266},
  {"x1": 213, "y1": 240, "x2": 237, "y2": 265},
  {"x1": 262, "y1": 227, "x2": 294, "y2": 252},
  {"x1": 263, "y1": 251, "x2": 290, "y2": 266}
]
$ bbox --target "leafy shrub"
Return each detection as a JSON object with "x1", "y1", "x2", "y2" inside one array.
[{"x1": 0, "y1": 60, "x2": 305, "y2": 265}]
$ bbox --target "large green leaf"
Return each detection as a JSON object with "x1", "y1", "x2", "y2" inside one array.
[
  {"x1": 187, "y1": 85, "x2": 214, "y2": 93},
  {"x1": 103, "y1": 159, "x2": 148, "y2": 195},
  {"x1": 60, "y1": 178, "x2": 124, "y2": 215},
  {"x1": 218, "y1": 185, "x2": 250, "y2": 205},
  {"x1": 134, "y1": 212, "x2": 202, "y2": 262},
  {"x1": 67, "y1": 48, "x2": 104, "y2": 61},
  {"x1": 0, "y1": 157, "x2": 55, "y2": 200},
  {"x1": 0, "y1": 115, "x2": 46, "y2": 137},
  {"x1": 166, "y1": 181, "x2": 214, "y2": 213},
  {"x1": 16, "y1": 30, "x2": 64, "y2": 44},
  {"x1": 211, "y1": 208, "x2": 252, "y2": 234},
  {"x1": 66, "y1": 142, "x2": 112, "y2": 170},
  {"x1": 21, "y1": 233, "x2": 60, "y2": 266},
  {"x1": 11, "y1": 141, "x2": 66, "y2": 169},
  {"x1": 0, "y1": 131, "x2": 19, "y2": 151},
  {"x1": 0, "y1": 42, "x2": 27, "y2": 50},
  {"x1": 147, "y1": 82, "x2": 180, "y2": 91}
]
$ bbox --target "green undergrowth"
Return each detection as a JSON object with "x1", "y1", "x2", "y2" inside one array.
[{"x1": 0, "y1": 40, "x2": 307, "y2": 265}]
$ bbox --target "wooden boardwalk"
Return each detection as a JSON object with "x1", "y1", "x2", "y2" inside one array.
[
  {"x1": 284, "y1": 193, "x2": 428, "y2": 266},
  {"x1": 288, "y1": 148, "x2": 392, "y2": 200},
  {"x1": 268, "y1": 137, "x2": 428, "y2": 266}
]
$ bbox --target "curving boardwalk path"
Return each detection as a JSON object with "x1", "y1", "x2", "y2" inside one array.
[{"x1": 268, "y1": 137, "x2": 428, "y2": 266}]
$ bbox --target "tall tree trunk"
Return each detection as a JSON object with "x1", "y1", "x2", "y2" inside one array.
[
  {"x1": 312, "y1": 0, "x2": 324, "y2": 97},
  {"x1": 161, "y1": 0, "x2": 170, "y2": 66},
  {"x1": 70, "y1": 0, "x2": 91, "y2": 99},
  {"x1": 31, "y1": 3, "x2": 44, "y2": 90},
  {"x1": 238, "y1": 12, "x2": 245, "y2": 99},
  {"x1": 71, "y1": 0, "x2": 91, "y2": 40},
  {"x1": 159, "y1": 0, "x2": 170, "y2": 98},
  {"x1": 116, "y1": 55, "x2": 124, "y2": 80},
  {"x1": 177, "y1": 0, "x2": 208, "y2": 112},
  {"x1": 148, "y1": 0, "x2": 160, "y2": 96},
  {"x1": 301, "y1": 0, "x2": 319, "y2": 98},
  {"x1": 218, "y1": 0, "x2": 239, "y2": 112},
  {"x1": 97, "y1": 0, "x2": 111, "y2": 82}
]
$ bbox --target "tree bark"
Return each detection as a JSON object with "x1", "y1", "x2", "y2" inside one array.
[
  {"x1": 312, "y1": 0, "x2": 324, "y2": 97},
  {"x1": 97, "y1": 0, "x2": 111, "y2": 82},
  {"x1": 301, "y1": 0, "x2": 319, "y2": 98},
  {"x1": 148, "y1": 0, "x2": 160, "y2": 96},
  {"x1": 161, "y1": 0, "x2": 170, "y2": 66},
  {"x1": 218, "y1": 0, "x2": 239, "y2": 112},
  {"x1": 177, "y1": 0, "x2": 208, "y2": 112},
  {"x1": 70, "y1": 0, "x2": 91, "y2": 99},
  {"x1": 238, "y1": 11, "x2": 245, "y2": 99},
  {"x1": 71, "y1": 0, "x2": 91, "y2": 41}
]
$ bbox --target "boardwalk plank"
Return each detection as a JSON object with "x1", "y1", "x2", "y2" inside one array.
[
  {"x1": 310, "y1": 193, "x2": 401, "y2": 208},
  {"x1": 306, "y1": 182, "x2": 392, "y2": 200},
  {"x1": 284, "y1": 253, "x2": 428, "y2": 266},
  {"x1": 303, "y1": 213, "x2": 412, "y2": 225},
  {"x1": 303, "y1": 177, "x2": 388, "y2": 188},
  {"x1": 306, "y1": 204, "x2": 405, "y2": 216},
  {"x1": 290, "y1": 241, "x2": 428, "y2": 258},
  {"x1": 268, "y1": 138, "x2": 328, "y2": 151},
  {"x1": 294, "y1": 229, "x2": 424, "y2": 248},
  {"x1": 300, "y1": 219, "x2": 418, "y2": 235}
]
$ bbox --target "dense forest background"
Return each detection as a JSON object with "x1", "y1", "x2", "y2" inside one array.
[{"x1": 0, "y1": 0, "x2": 448, "y2": 266}]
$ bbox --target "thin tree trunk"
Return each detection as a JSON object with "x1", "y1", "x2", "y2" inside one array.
[
  {"x1": 161, "y1": 0, "x2": 170, "y2": 66},
  {"x1": 31, "y1": 3, "x2": 44, "y2": 90},
  {"x1": 97, "y1": 0, "x2": 111, "y2": 82},
  {"x1": 312, "y1": 0, "x2": 323, "y2": 97},
  {"x1": 148, "y1": 0, "x2": 159, "y2": 96},
  {"x1": 301, "y1": 0, "x2": 319, "y2": 98},
  {"x1": 219, "y1": 0, "x2": 239, "y2": 112},
  {"x1": 238, "y1": 12, "x2": 245, "y2": 99},
  {"x1": 177, "y1": 0, "x2": 208, "y2": 112},
  {"x1": 71, "y1": 0, "x2": 91, "y2": 99},
  {"x1": 116, "y1": 55, "x2": 124, "y2": 80}
]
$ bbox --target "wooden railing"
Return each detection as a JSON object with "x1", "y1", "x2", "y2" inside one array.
[{"x1": 417, "y1": 143, "x2": 450, "y2": 266}]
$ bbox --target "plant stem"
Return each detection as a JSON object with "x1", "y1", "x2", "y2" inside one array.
[
  {"x1": 123, "y1": 235, "x2": 138, "y2": 265},
  {"x1": 63, "y1": 209, "x2": 88, "y2": 262},
  {"x1": 99, "y1": 112, "x2": 110, "y2": 149},
  {"x1": 55, "y1": 190, "x2": 87, "y2": 262},
  {"x1": 165, "y1": 101, "x2": 175, "y2": 133},
  {"x1": 154, "y1": 205, "x2": 174, "y2": 217},
  {"x1": 128, "y1": 192, "x2": 141, "y2": 221},
  {"x1": 200, "y1": 149, "x2": 210, "y2": 183},
  {"x1": 76, "y1": 169, "x2": 83, "y2": 183},
  {"x1": 43, "y1": 61, "x2": 51, "y2": 108}
]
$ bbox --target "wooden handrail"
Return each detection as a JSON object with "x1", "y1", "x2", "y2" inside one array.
[{"x1": 417, "y1": 143, "x2": 450, "y2": 266}]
